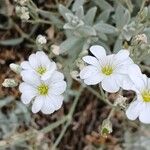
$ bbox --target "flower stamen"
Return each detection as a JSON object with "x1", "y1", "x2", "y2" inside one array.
[
  {"x1": 142, "y1": 90, "x2": 150, "y2": 102},
  {"x1": 38, "y1": 84, "x2": 49, "y2": 95},
  {"x1": 37, "y1": 66, "x2": 46, "y2": 75},
  {"x1": 102, "y1": 65, "x2": 113, "y2": 75}
]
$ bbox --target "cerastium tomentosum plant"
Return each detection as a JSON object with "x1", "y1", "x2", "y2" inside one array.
[{"x1": 1, "y1": 0, "x2": 150, "y2": 149}]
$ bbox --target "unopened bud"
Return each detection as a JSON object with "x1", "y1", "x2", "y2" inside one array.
[
  {"x1": 15, "y1": 6, "x2": 30, "y2": 20},
  {"x1": 70, "y1": 70, "x2": 79, "y2": 80},
  {"x1": 134, "y1": 34, "x2": 147, "y2": 44},
  {"x1": 79, "y1": 49, "x2": 88, "y2": 57},
  {"x1": 51, "y1": 45, "x2": 60, "y2": 55},
  {"x1": 9, "y1": 63, "x2": 21, "y2": 74},
  {"x1": 2, "y1": 79, "x2": 18, "y2": 87},
  {"x1": 76, "y1": 58, "x2": 85, "y2": 70},
  {"x1": 139, "y1": 7, "x2": 148, "y2": 21},
  {"x1": 114, "y1": 95, "x2": 127, "y2": 108},
  {"x1": 56, "y1": 63, "x2": 62, "y2": 69},
  {"x1": 14, "y1": 0, "x2": 28, "y2": 5},
  {"x1": 100, "y1": 119, "x2": 112, "y2": 138},
  {"x1": 36, "y1": 35, "x2": 47, "y2": 45}
]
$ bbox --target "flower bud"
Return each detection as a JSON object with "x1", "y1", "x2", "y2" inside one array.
[
  {"x1": 51, "y1": 45, "x2": 60, "y2": 55},
  {"x1": 76, "y1": 58, "x2": 85, "y2": 70},
  {"x1": 134, "y1": 34, "x2": 147, "y2": 44},
  {"x1": 2, "y1": 79, "x2": 18, "y2": 87},
  {"x1": 70, "y1": 70, "x2": 79, "y2": 80},
  {"x1": 114, "y1": 95, "x2": 127, "y2": 108},
  {"x1": 99, "y1": 119, "x2": 112, "y2": 138},
  {"x1": 14, "y1": 0, "x2": 28, "y2": 5},
  {"x1": 9, "y1": 63, "x2": 21, "y2": 74},
  {"x1": 36, "y1": 35, "x2": 47, "y2": 45},
  {"x1": 15, "y1": 6, "x2": 30, "y2": 20}
]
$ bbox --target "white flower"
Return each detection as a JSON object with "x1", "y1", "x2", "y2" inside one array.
[
  {"x1": 126, "y1": 66, "x2": 150, "y2": 124},
  {"x1": 20, "y1": 51, "x2": 57, "y2": 81},
  {"x1": 36, "y1": 35, "x2": 47, "y2": 45},
  {"x1": 79, "y1": 45, "x2": 135, "y2": 93},
  {"x1": 19, "y1": 70, "x2": 66, "y2": 114}
]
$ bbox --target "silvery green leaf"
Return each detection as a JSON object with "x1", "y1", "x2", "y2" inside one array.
[
  {"x1": 72, "y1": 0, "x2": 85, "y2": 11},
  {"x1": 122, "y1": 30, "x2": 133, "y2": 41},
  {"x1": 84, "y1": 7, "x2": 97, "y2": 25},
  {"x1": 113, "y1": 36, "x2": 123, "y2": 52},
  {"x1": 63, "y1": 23, "x2": 74, "y2": 30},
  {"x1": 65, "y1": 13, "x2": 74, "y2": 22},
  {"x1": 96, "y1": 10, "x2": 112, "y2": 23},
  {"x1": 75, "y1": 6, "x2": 84, "y2": 19},
  {"x1": 0, "y1": 97, "x2": 13, "y2": 108},
  {"x1": 94, "y1": 22, "x2": 118, "y2": 34},
  {"x1": 0, "y1": 37, "x2": 24, "y2": 46},
  {"x1": 58, "y1": 4, "x2": 72, "y2": 20},
  {"x1": 60, "y1": 36, "x2": 82, "y2": 53},
  {"x1": 114, "y1": 5, "x2": 130, "y2": 28},
  {"x1": 38, "y1": 10, "x2": 63, "y2": 28},
  {"x1": 148, "y1": 5, "x2": 150, "y2": 19},
  {"x1": 65, "y1": 13, "x2": 84, "y2": 29},
  {"x1": 77, "y1": 25, "x2": 96, "y2": 36},
  {"x1": 94, "y1": 0, "x2": 113, "y2": 11},
  {"x1": 97, "y1": 32, "x2": 108, "y2": 41},
  {"x1": 144, "y1": 27, "x2": 150, "y2": 42}
]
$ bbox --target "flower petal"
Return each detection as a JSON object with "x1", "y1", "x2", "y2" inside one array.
[
  {"x1": 128, "y1": 64, "x2": 145, "y2": 92},
  {"x1": 41, "y1": 96, "x2": 55, "y2": 114},
  {"x1": 19, "y1": 82, "x2": 37, "y2": 104},
  {"x1": 116, "y1": 74, "x2": 136, "y2": 91},
  {"x1": 50, "y1": 81, "x2": 66, "y2": 95},
  {"x1": 80, "y1": 66, "x2": 99, "y2": 79},
  {"x1": 101, "y1": 75, "x2": 120, "y2": 93},
  {"x1": 41, "y1": 62, "x2": 57, "y2": 80},
  {"x1": 49, "y1": 95, "x2": 63, "y2": 110},
  {"x1": 50, "y1": 71, "x2": 64, "y2": 83},
  {"x1": 82, "y1": 56, "x2": 100, "y2": 67},
  {"x1": 36, "y1": 51, "x2": 51, "y2": 66},
  {"x1": 21, "y1": 61, "x2": 32, "y2": 70},
  {"x1": 28, "y1": 54, "x2": 40, "y2": 69},
  {"x1": 84, "y1": 73, "x2": 104, "y2": 85},
  {"x1": 21, "y1": 70, "x2": 41, "y2": 86},
  {"x1": 126, "y1": 100, "x2": 143, "y2": 121},
  {"x1": 32, "y1": 96, "x2": 43, "y2": 113},
  {"x1": 90, "y1": 45, "x2": 106, "y2": 59},
  {"x1": 115, "y1": 49, "x2": 129, "y2": 63},
  {"x1": 139, "y1": 103, "x2": 150, "y2": 124}
]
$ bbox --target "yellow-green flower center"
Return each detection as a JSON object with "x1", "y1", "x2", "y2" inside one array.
[
  {"x1": 102, "y1": 65, "x2": 113, "y2": 75},
  {"x1": 38, "y1": 84, "x2": 49, "y2": 95},
  {"x1": 37, "y1": 66, "x2": 46, "y2": 75},
  {"x1": 142, "y1": 90, "x2": 150, "y2": 102}
]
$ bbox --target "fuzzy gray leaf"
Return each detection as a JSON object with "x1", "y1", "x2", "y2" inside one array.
[
  {"x1": 114, "y1": 5, "x2": 130, "y2": 28},
  {"x1": 58, "y1": 4, "x2": 72, "y2": 21},
  {"x1": 84, "y1": 7, "x2": 97, "y2": 25},
  {"x1": 72, "y1": 0, "x2": 85, "y2": 11},
  {"x1": 77, "y1": 25, "x2": 96, "y2": 37},
  {"x1": 60, "y1": 36, "x2": 82, "y2": 53},
  {"x1": 94, "y1": 22, "x2": 117, "y2": 34},
  {"x1": 0, "y1": 37, "x2": 24, "y2": 46},
  {"x1": 94, "y1": 0, "x2": 113, "y2": 11}
]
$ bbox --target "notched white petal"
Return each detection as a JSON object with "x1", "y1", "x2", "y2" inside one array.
[{"x1": 90, "y1": 45, "x2": 106, "y2": 59}]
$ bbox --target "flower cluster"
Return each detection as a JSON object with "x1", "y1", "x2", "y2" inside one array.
[
  {"x1": 15, "y1": 5, "x2": 30, "y2": 20},
  {"x1": 80, "y1": 45, "x2": 150, "y2": 124},
  {"x1": 19, "y1": 51, "x2": 66, "y2": 114}
]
